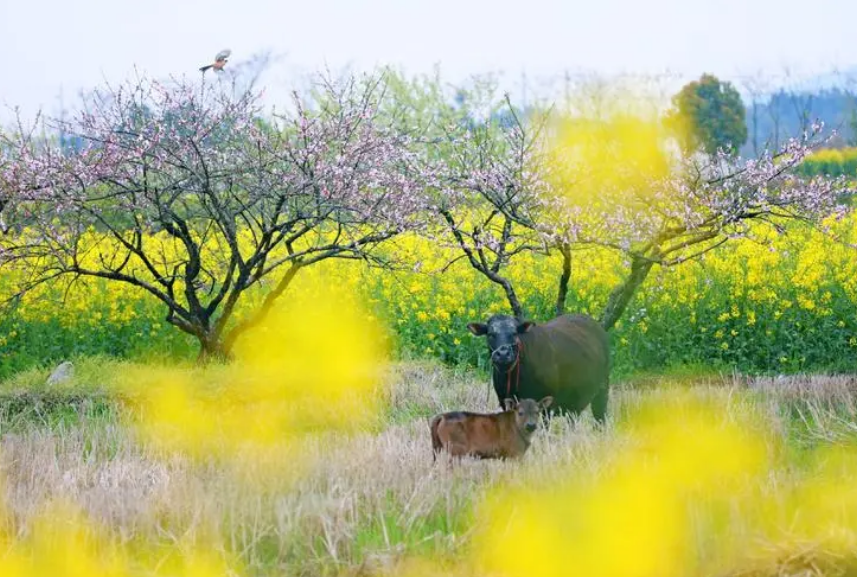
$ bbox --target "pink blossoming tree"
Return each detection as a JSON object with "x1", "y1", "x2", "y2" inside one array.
[
  {"x1": 0, "y1": 73, "x2": 431, "y2": 359},
  {"x1": 406, "y1": 74, "x2": 850, "y2": 327},
  {"x1": 556, "y1": 125, "x2": 851, "y2": 330}
]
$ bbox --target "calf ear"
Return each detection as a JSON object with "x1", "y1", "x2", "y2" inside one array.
[
  {"x1": 517, "y1": 321, "x2": 535, "y2": 334},
  {"x1": 467, "y1": 323, "x2": 488, "y2": 336},
  {"x1": 539, "y1": 396, "x2": 554, "y2": 410},
  {"x1": 503, "y1": 398, "x2": 517, "y2": 411}
]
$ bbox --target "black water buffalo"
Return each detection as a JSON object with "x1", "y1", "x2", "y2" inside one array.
[{"x1": 467, "y1": 313, "x2": 610, "y2": 422}]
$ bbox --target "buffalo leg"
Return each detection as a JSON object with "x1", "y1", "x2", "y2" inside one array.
[
  {"x1": 591, "y1": 384, "x2": 609, "y2": 424},
  {"x1": 494, "y1": 390, "x2": 506, "y2": 411}
]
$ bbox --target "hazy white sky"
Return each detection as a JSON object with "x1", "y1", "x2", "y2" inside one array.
[{"x1": 1, "y1": 0, "x2": 855, "y2": 121}]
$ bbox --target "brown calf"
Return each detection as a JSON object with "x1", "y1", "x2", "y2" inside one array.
[{"x1": 430, "y1": 397, "x2": 553, "y2": 463}]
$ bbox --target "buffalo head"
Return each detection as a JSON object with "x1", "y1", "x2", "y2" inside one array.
[
  {"x1": 505, "y1": 396, "x2": 553, "y2": 434},
  {"x1": 467, "y1": 314, "x2": 534, "y2": 368}
]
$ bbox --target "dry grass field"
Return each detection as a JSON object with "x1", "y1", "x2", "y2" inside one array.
[{"x1": 1, "y1": 359, "x2": 857, "y2": 576}]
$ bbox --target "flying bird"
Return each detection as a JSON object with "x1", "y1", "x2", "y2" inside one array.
[{"x1": 199, "y1": 49, "x2": 231, "y2": 73}]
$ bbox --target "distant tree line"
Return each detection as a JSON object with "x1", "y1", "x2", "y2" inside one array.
[{"x1": 742, "y1": 88, "x2": 857, "y2": 157}]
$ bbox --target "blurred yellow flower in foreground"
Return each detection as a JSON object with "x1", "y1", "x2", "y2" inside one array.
[
  {"x1": 121, "y1": 277, "x2": 390, "y2": 474},
  {"x1": 474, "y1": 390, "x2": 767, "y2": 577},
  {"x1": 0, "y1": 497, "x2": 244, "y2": 577}
]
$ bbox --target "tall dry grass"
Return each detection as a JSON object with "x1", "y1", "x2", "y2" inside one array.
[{"x1": 0, "y1": 362, "x2": 856, "y2": 576}]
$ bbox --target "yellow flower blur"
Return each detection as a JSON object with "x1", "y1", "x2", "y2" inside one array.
[
  {"x1": 473, "y1": 389, "x2": 766, "y2": 577},
  {"x1": 119, "y1": 275, "x2": 389, "y2": 474}
]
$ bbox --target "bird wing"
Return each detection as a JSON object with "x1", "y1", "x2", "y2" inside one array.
[{"x1": 214, "y1": 49, "x2": 232, "y2": 62}]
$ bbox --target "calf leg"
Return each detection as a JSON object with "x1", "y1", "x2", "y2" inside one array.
[
  {"x1": 429, "y1": 416, "x2": 444, "y2": 464},
  {"x1": 445, "y1": 443, "x2": 469, "y2": 468},
  {"x1": 430, "y1": 444, "x2": 455, "y2": 468},
  {"x1": 591, "y1": 383, "x2": 609, "y2": 425}
]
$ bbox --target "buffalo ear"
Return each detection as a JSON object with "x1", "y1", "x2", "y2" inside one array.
[
  {"x1": 539, "y1": 396, "x2": 554, "y2": 410},
  {"x1": 503, "y1": 398, "x2": 517, "y2": 411},
  {"x1": 517, "y1": 321, "x2": 535, "y2": 334},
  {"x1": 467, "y1": 322, "x2": 488, "y2": 336}
]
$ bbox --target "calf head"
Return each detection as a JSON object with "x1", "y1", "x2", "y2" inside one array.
[
  {"x1": 467, "y1": 314, "x2": 534, "y2": 368},
  {"x1": 505, "y1": 397, "x2": 554, "y2": 435}
]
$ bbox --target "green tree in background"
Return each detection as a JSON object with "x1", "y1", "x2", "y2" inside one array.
[{"x1": 667, "y1": 74, "x2": 748, "y2": 156}]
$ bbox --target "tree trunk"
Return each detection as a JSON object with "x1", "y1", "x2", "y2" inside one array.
[
  {"x1": 196, "y1": 333, "x2": 230, "y2": 364},
  {"x1": 162, "y1": 310, "x2": 226, "y2": 364},
  {"x1": 555, "y1": 242, "x2": 572, "y2": 317},
  {"x1": 438, "y1": 210, "x2": 524, "y2": 320},
  {"x1": 221, "y1": 263, "x2": 302, "y2": 357},
  {"x1": 751, "y1": 102, "x2": 759, "y2": 157},
  {"x1": 599, "y1": 255, "x2": 655, "y2": 332},
  {"x1": 497, "y1": 277, "x2": 524, "y2": 320}
]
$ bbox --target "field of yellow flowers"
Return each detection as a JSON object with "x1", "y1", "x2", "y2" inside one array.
[
  {"x1": 2, "y1": 213, "x2": 857, "y2": 379},
  {"x1": 798, "y1": 147, "x2": 857, "y2": 178}
]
